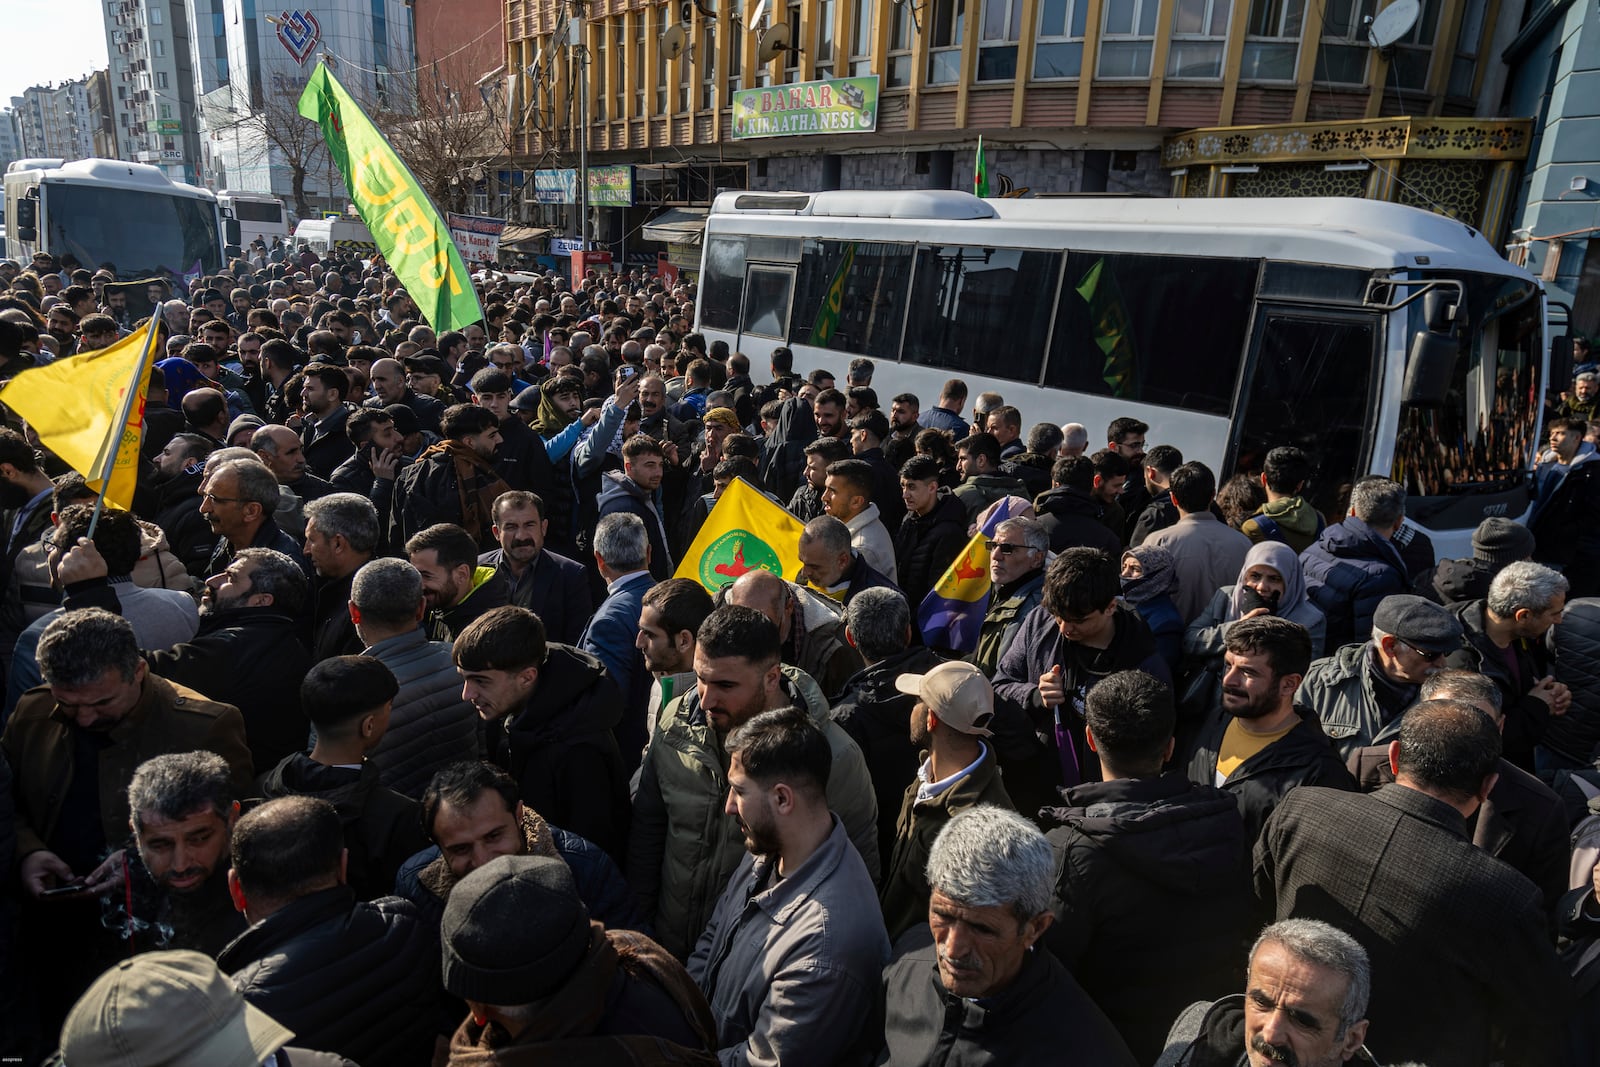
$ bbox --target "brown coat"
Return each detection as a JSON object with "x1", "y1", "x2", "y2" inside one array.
[{"x1": 2, "y1": 671, "x2": 253, "y2": 857}]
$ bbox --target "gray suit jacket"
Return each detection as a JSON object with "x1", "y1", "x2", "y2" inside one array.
[{"x1": 1254, "y1": 784, "x2": 1568, "y2": 1066}]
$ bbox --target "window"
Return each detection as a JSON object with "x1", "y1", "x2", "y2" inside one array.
[
  {"x1": 1034, "y1": 0, "x2": 1088, "y2": 78},
  {"x1": 727, "y1": 13, "x2": 743, "y2": 98},
  {"x1": 615, "y1": 21, "x2": 625, "y2": 116},
  {"x1": 927, "y1": 0, "x2": 964, "y2": 84},
  {"x1": 149, "y1": 6, "x2": 161, "y2": 22},
  {"x1": 153, "y1": 39, "x2": 165, "y2": 57},
  {"x1": 1390, "y1": 0, "x2": 1440, "y2": 91},
  {"x1": 1098, "y1": 0, "x2": 1159, "y2": 78},
  {"x1": 790, "y1": 240, "x2": 915, "y2": 361},
  {"x1": 903, "y1": 247, "x2": 1062, "y2": 377},
  {"x1": 702, "y1": 236, "x2": 747, "y2": 330},
  {"x1": 1448, "y1": 0, "x2": 1486, "y2": 97},
  {"x1": 158, "y1": 103, "x2": 172, "y2": 118},
  {"x1": 741, "y1": 266, "x2": 795, "y2": 339},
  {"x1": 783, "y1": 2, "x2": 803, "y2": 82},
  {"x1": 634, "y1": 12, "x2": 646, "y2": 115},
  {"x1": 703, "y1": 23, "x2": 717, "y2": 108},
  {"x1": 978, "y1": 0, "x2": 1023, "y2": 81},
  {"x1": 1167, "y1": 0, "x2": 1231, "y2": 79},
  {"x1": 1240, "y1": 0, "x2": 1304, "y2": 81},
  {"x1": 814, "y1": 0, "x2": 834, "y2": 78},
  {"x1": 850, "y1": 0, "x2": 873, "y2": 77},
  {"x1": 656, "y1": 7, "x2": 668, "y2": 110},
  {"x1": 887, "y1": 1, "x2": 912, "y2": 86},
  {"x1": 1045, "y1": 252, "x2": 1257, "y2": 415},
  {"x1": 1314, "y1": 0, "x2": 1373, "y2": 83},
  {"x1": 156, "y1": 71, "x2": 168, "y2": 89}
]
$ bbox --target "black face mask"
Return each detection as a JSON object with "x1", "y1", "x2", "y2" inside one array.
[
  {"x1": 0, "y1": 477, "x2": 37, "y2": 510},
  {"x1": 1238, "y1": 584, "x2": 1282, "y2": 615}
]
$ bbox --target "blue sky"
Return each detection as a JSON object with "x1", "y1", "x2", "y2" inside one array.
[{"x1": 4, "y1": 0, "x2": 111, "y2": 104}]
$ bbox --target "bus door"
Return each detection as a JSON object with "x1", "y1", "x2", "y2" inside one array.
[
  {"x1": 1228, "y1": 306, "x2": 1383, "y2": 525},
  {"x1": 736, "y1": 263, "x2": 796, "y2": 351}
]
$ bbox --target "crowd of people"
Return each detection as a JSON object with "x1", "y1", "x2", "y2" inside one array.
[{"x1": 0, "y1": 243, "x2": 1599, "y2": 1065}]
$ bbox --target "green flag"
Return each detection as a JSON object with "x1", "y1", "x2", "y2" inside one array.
[
  {"x1": 297, "y1": 62, "x2": 482, "y2": 331},
  {"x1": 1076, "y1": 258, "x2": 1137, "y2": 396},
  {"x1": 974, "y1": 136, "x2": 989, "y2": 198},
  {"x1": 809, "y1": 241, "x2": 857, "y2": 345}
]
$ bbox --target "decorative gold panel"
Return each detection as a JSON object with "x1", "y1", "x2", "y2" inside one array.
[
  {"x1": 1163, "y1": 117, "x2": 1531, "y2": 168},
  {"x1": 1392, "y1": 159, "x2": 1487, "y2": 225},
  {"x1": 1229, "y1": 163, "x2": 1367, "y2": 199}
]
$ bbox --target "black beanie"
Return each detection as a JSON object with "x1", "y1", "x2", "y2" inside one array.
[
  {"x1": 1472, "y1": 517, "x2": 1536, "y2": 567},
  {"x1": 440, "y1": 855, "x2": 591, "y2": 1004}
]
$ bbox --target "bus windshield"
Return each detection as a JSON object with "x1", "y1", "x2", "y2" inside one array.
[
  {"x1": 1393, "y1": 272, "x2": 1543, "y2": 529},
  {"x1": 44, "y1": 182, "x2": 221, "y2": 279}
]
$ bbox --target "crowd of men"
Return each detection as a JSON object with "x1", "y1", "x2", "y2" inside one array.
[{"x1": 1, "y1": 244, "x2": 1600, "y2": 1065}]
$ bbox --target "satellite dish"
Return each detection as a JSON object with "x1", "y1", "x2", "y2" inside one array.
[
  {"x1": 1367, "y1": 0, "x2": 1420, "y2": 50},
  {"x1": 662, "y1": 23, "x2": 688, "y2": 62},
  {"x1": 757, "y1": 22, "x2": 795, "y2": 64}
]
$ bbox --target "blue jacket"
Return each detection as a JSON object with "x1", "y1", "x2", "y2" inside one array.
[
  {"x1": 1133, "y1": 594, "x2": 1183, "y2": 674},
  {"x1": 580, "y1": 570, "x2": 656, "y2": 767},
  {"x1": 1298, "y1": 516, "x2": 1408, "y2": 650}
]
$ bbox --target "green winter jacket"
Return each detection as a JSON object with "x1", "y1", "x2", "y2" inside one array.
[
  {"x1": 1241, "y1": 495, "x2": 1325, "y2": 555},
  {"x1": 627, "y1": 665, "x2": 881, "y2": 959}
]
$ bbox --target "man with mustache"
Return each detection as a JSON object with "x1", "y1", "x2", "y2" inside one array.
[
  {"x1": 1157, "y1": 919, "x2": 1375, "y2": 1067},
  {"x1": 874, "y1": 805, "x2": 1135, "y2": 1065},
  {"x1": 478, "y1": 490, "x2": 589, "y2": 646}
]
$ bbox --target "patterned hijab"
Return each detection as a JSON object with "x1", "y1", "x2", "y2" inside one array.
[{"x1": 1120, "y1": 544, "x2": 1178, "y2": 607}]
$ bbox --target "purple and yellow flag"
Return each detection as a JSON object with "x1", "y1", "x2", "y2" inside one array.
[{"x1": 916, "y1": 498, "x2": 1021, "y2": 651}]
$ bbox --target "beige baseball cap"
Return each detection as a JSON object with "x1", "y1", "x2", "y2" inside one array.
[
  {"x1": 895, "y1": 661, "x2": 995, "y2": 737},
  {"x1": 60, "y1": 950, "x2": 295, "y2": 1067}
]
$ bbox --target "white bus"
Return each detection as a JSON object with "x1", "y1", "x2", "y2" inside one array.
[
  {"x1": 4, "y1": 157, "x2": 224, "y2": 282},
  {"x1": 698, "y1": 190, "x2": 1548, "y2": 560},
  {"x1": 217, "y1": 189, "x2": 289, "y2": 253}
]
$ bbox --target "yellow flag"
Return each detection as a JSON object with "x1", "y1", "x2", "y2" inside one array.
[
  {"x1": 0, "y1": 317, "x2": 163, "y2": 510},
  {"x1": 675, "y1": 478, "x2": 806, "y2": 592}
]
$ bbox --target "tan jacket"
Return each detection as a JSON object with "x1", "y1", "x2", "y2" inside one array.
[{"x1": 2, "y1": 672, "x2": 252, "y2": 857}]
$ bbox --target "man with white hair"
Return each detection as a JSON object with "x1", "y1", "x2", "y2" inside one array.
[
  {"x1": 1443, "y1": 560, "x2": 1570, "y2": 769},
  {"x1": 1157, "y1": 919, "x2": 1374, "y2": 1067},
  {"x1": 873, "y1": 806, "x2": 1134, "y2": 1065}
]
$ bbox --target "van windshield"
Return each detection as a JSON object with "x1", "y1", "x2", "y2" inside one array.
[{"x1": 44, "y1": 182, "x2": 221, "y2": 279}]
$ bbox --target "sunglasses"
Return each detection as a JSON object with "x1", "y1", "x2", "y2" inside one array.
[
  {"x1": 1398, "y1": 640, "x2": 1449, "y2": 663},
  {"x1": 983, "y1": 541, "x2": 1034, "y2": 555}
]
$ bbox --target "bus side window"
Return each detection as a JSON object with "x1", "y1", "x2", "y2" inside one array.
[
  {"x1": 901, "y1": 247, "x2": 1060, "y2": 381},
  {"x1": 1043, "y1": 251, "x2": 1255, "y2": 415},
  {"x1": 789, "y1": 240, "x2": 914, "y2": 361}
]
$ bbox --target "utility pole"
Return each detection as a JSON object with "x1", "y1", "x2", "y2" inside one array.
[{"x1": 572, "y1": 0, "x2": 588, "y2": 251}]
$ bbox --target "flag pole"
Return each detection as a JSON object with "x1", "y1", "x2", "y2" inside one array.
[{"x1": 85, "y1": 313, "x2": 163, "y2": 540}]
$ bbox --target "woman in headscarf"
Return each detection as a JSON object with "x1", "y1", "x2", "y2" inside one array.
[
  {"x1": 1183, "y1": 540, "x2": 1327, "y2": 662},
  {"x1": 1119, "y1": 544, "x2": 1183, "y2": 672}
]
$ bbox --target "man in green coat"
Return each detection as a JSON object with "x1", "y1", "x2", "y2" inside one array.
[
  {"x1": 879, "y1": 661, "x2": 1012, "y2": 940},
  {"x1": 627, "y1": 604, "x2": 880, "y2": 959}
]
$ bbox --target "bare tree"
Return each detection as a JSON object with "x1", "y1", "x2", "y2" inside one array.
[
  {"x1": 202, "y1": 77, "x2": 331, "y2": 220},
  {"x1": 374, "y1": 57, "x2": 511, "y2": 216}
]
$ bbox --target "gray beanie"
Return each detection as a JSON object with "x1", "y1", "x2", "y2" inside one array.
[
  {"x1": 440, "y1": 854, "x2": 592, "y2": 1004},
  {"x1": 1471, "y1": 517, "x2": 1536, "y2": 567},
  {"x1": 227, "y1": 413, "x2": 265, "y2": 443}
]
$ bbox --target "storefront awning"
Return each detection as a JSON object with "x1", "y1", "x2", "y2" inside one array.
[
  {"x1": 498, "y1": 224, "x2": 552, "y2": 251},
  {"x1": 641, "y1": 207, "x2": 708, "y2": 246}
]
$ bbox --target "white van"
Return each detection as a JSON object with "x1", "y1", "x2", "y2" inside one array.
[{"x1": 291, "y1": 217, "x2": 376, "y2": 256}]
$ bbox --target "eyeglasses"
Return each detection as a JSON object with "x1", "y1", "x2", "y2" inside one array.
[
  {"x1": 201, "y1": 492, "x2": 244, "y2": 506},
  {"x1": 984, "y1": 541, "x2": 1034, "y2": 555},
  {"x1": 1399, "y1": 640, "x2": 1449, "y2": 663}
]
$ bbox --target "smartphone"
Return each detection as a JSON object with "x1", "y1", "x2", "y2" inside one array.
[{"x1": 618, "y1": 365, "x2": 638, "y2": 382}]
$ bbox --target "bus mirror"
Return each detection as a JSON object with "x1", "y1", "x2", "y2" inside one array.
[
  {"x1": 15, "y1": 198, "x2": 37, "y2": 240},
  {"x1": 1550, "y1": 331, "x2": 1574, "y2": 390},
  {"x1": 225, "y1": 219, "x2": 241, "y2": 247},
  {"x1": 1403, "y1": 332, "x2": 1458, "y2": 407},
  {"x1": 1422, "y1": 289, "x2": 1457, "y2": 332}
]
